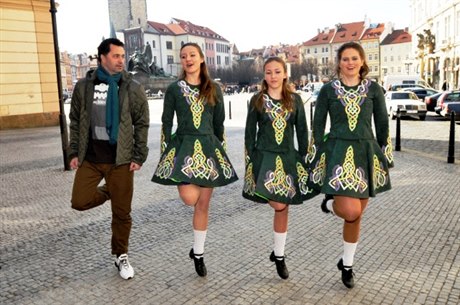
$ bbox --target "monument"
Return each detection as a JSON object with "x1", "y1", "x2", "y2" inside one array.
[{"x1": 127, "y1": 42, "x2": 176, "y2": 97}]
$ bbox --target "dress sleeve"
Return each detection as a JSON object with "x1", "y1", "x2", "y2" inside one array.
[
  {"x1": 294, "y1": 95, "x2": 309, "y2": 157},
  {"x1": 160, "y1": 85, "x2": 175, "y2": 154},
  {"x1": 311, "y1": 86, "x2": 329, "y2": 146},
  {"x1": 372, "y1": 83, "x2": 394, "y2": 167},
  {"x1": 244, "y1": 95, "x2": 258, "y2": 163},
  {"x1": 212, "y1": 84, "x2": 226, "y2": 145}
]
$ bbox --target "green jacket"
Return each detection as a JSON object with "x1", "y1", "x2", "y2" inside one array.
[{"x1": 68, "y1": 69, "x2": 149, "y2": 166}]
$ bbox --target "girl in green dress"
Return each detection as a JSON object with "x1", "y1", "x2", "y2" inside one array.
[
  {"x1": 243, "y1": 57, "x2": 317, "y2": 279},
  {"x1": 151, "y1": 43, "x2": 238, "y2": 277},
  {"x1": 307, "y1": 42, "x2": 394, "y2": 288}
]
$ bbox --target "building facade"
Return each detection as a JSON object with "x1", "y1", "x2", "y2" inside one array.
[
  {"x1": 410, "y1": 0, "x2": 460, "y2": 90},
  {"x1": 0, "y1": 0, "x2": 61, "y2": 129}
]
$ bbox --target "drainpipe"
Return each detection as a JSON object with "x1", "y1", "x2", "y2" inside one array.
[{"x1": 50, "y1": 0, "x2": 70, "y2": 170}]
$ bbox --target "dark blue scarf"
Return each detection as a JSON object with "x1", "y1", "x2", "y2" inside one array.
[{"x1": 96, "y1": 66, "x2": 121, "y2": 145}]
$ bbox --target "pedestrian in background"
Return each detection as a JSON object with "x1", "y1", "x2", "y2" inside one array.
[
  {"x1": 151, "y1": 42, "x2": 238, "y2": 277},
  {"x1": 243, "y1": 56, "x2": 317, "y2": 280},
  {"x1": 307, "y1": 41, "x2": 393, "y2": 288},
  {"x1": 68, "y1": 38, "x2": 150, "y2": 280}
]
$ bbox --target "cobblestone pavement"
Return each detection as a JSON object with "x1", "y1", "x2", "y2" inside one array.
[{"x1": 1, "y1": 95, "x2": 459, "y2": 305}]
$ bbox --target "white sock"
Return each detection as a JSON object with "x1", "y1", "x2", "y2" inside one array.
[
  {"x1": 326, "y1": 199, "x2": 335, "y2": 214},
  {"x1": 273, "y1": 231, "x2": 287, "y2": 258},
  {"x1": 193, "y1": 229, "x2": 207, "y2": 257},
  {"x1": 342, "y1": 241, "x2": 358, "y2": 268}
]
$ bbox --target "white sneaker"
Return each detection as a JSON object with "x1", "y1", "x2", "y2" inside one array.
[{"x1": 115, "y1": 253, "x2": 134, "y2": 280}]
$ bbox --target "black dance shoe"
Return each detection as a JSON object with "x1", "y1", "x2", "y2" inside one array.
[
  {"x1": 321, "y1": 194, "x2": 334, "y2": 214},
  {"x1": 337, "y1": 258, "x2": 355, "y2": 288},
  {"x1": 189, "y1": 248, "x2": 207, "y2": 277},
  {"x1": 269, "y1": 251, "x2": 289, "y2": 279}
]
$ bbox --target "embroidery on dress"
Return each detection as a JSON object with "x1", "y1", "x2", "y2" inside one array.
[
  {"x1": 306, "y1": 138, "x2": 317, "y2": 163},
  {"x1": 181, "y1": 139, "x2": 219, "y2": 180},
  {"x1": 310, "y1": 152, "x2": 326, "y2": 186},
  {"x1": 160, "y1": 129, "x2": 167, "y2": 154},
  {"x1": 215, "y1": 148, "x2": 234, "y2": 179},
  {"x1": 263, "y1": 94, "x2": 291, "y2": 145},
  {"x1": 332, "y1": 79, "x2": 371, "y2": 131},
  {"x1": 243, "y1": 162, "x2": 256, "y2": 195},
  {"x1": 155, "y1": 148, "x2": 176, "y2": 179},
  {"x1": 383, "y1": 134, "x2": 394, "y2": 164},
  {"x1": 329, "y1": 146, "x2": 368, "y2": 193},
  {"x1": 178, "y1": 80, "x2": 205, "y2": 129},
  {"x1": 264, "y1": 156, "x2": 296, "y2": 198},
  {"x1": 296, "y1": 162, "x2": 313, "y2": 195},
  {"x1": 372, "y1": 155, "x2": 388, "y2": 190}
]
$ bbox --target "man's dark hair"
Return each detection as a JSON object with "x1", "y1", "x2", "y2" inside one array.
[{"x1": 97, "y1": 38, "x2": 124, "y2": 63}]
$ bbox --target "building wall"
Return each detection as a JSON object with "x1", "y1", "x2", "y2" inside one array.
[{"x1": 0, "y1": 0, "x2": 60, "y2": 129}]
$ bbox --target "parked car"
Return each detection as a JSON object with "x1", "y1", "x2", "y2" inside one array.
[
  {"x1": 424, "y1": 92, "x2": 443, "y2": 112},
  {"x1": 387, "y1": 83, "x2": 426, "y2": 91},
  {"x1": 385, "y1": 91, "x2": 427, "y2": 120},
  {"x1": 434, "y1": 90, "x2": 460, "y2": 120},
  {"x1": 307, "y1": 88, "x2": 321, "y2": 106},
  {"x1": 402, "y1": 87, "x2": 440, "y2": 101}
]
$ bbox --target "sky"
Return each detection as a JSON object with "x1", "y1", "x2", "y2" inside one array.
[{"x1": 56, "y1": 0, "x2": 411, "y2": 54}]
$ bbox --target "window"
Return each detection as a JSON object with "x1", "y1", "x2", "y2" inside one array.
[
  {"x1": 167, "y1": 55, "x2": 173, "y2": 64},
  {"x1": 166, "y1": 41, "x2": 172, "y2": 50},
  {"x1": 217, "y1": 55, "x2": 221, "y2": 65},
  {"x1": 152, "y1": 40, "x2": 156, "y2": 48}
]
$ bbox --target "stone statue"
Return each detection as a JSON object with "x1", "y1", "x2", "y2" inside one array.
[{"x1": 127, "y1": 42, "x2": 166, "y2": 77}]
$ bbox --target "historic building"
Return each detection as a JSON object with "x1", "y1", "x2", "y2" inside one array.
[
  {"x1": 0, "y1": 0, "x2": 61, "y2": 129},
  {"x1": 410, "y1": 0, "x2": 460, "y2": 90}
]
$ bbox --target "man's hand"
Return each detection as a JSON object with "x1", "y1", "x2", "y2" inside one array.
[
  {"x1": 70, "y1": 157, "x2": 79, "y2": 170},
  {"x1": 130, "y1": 162, "x2": 141, "y2": 171}
]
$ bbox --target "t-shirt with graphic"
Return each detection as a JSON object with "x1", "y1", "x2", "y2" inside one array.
[{"x1": 85, "y1": 79, "x2": 117, "y2": 164}]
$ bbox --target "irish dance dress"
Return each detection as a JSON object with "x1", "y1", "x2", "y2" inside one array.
[
  {"x1": 307, "y1": 79, "x2": 394, "y2": 198},
  {"x1": 151, "y1": 80, "x2": 238, "y2": 187},
  {"x1": 243, "y1": 92, "x2": 317, "y2": 204}
]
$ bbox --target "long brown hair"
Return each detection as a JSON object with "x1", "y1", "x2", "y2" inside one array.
[
  {"x1": 335, "y1": 41, "x2": 369, "y2": 80},
  {"x1": 179, "y1": 42, "x2": 217, "y2": 106},
  {"x1": 254, "y1": 56, "x2": 295, "y2": 112}
]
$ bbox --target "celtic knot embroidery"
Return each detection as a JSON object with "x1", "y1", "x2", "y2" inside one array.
[
  {"x1": 178, "y1": 80, "x2": 205, "y2": 129},
  {"x1": 264, "y1": 156, "x2": 296, "y2": 198},
  {"x1": 372, "y1": 155, "x2": 388, "y2": 190},
  {"x1": 160, "y1": 129, "x2": 167, "y2": 154},
  {"x1": 329, "y1": 146, "x2": 368, "y2": 193},
  {"x1": 296, "y1": 162, "x2": 313, "y2": 195},
  {"x1": 215, "y1": 148, "x2": 234, "y2": 179},
  {"x1": 155, "y1": 148, "x2": 176, "y2": 179},
  {"x1": 263, "y1": 94, "x2": 291, "y2": 145},
  {"x1": 332, "y1": 79, "x2": 370, "y2": 131},
  {"x1": 181, "y1": 139, "x2": 219, "y2": 181},
  {"x1": 243, "y1": 162, "x2": 256, "y2": 195},
  {"x1": 383, "y1": 134, "x2": 394, "y2": 164},
  {"x1": 306, "y1": 138, "x2": 317, "y2": 163},
  {"x1": 310, "y1": 152, "x2": 326, "y2": 186}
]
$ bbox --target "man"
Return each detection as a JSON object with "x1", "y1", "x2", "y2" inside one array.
[{"x1": 68, "y1": 38, "x2": 149, "y2": 280}]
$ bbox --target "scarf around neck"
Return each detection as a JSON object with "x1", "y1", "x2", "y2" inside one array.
[{"x1": 96, "y1": 66, "x2": 122, "y2": 145}]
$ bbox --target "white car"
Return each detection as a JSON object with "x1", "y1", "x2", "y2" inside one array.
[{"x1": 385, "y1": 91, "x2": 427, "y2": 120}]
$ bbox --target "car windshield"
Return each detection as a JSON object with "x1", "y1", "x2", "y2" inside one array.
[
  {"x1": 445, "y1": 92, "x2": 460, "y2": 101},
  {"x1": 392, "y1": 92, "x2": 417, "y2": 100}
]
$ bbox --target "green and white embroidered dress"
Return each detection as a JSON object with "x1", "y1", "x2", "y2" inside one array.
[
  {"x1": 243, "y1": 92, "x2": 317, "y2": 204},
  {"x1": 152, "y1": 80, "x2": 238, "y2": 187},
  {"x1": 307, "y1": 79, "x2": 394, "y2": 198}
]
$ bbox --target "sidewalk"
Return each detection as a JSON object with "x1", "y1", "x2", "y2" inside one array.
[{"x1": 1, "y1": 96, "x2": 459, "y2": 305}]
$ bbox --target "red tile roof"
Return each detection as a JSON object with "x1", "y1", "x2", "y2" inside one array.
[
  {"x1": 331, "y1": 21, "x2": 365, "y2": 43},
  {"x1": 361, "y1": 23, "x2": 385, "y2": 40},
  {"x1": 381, "y1": 29, "x2": 412, "y2": 45},
  {"x1": 303, "y1": 28, "x2": 335, "y2": 46}
]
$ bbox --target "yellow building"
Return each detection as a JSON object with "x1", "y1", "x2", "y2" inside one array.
[{"x1": 0, "y1": 0, "x2": 60, "y2": 129}]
